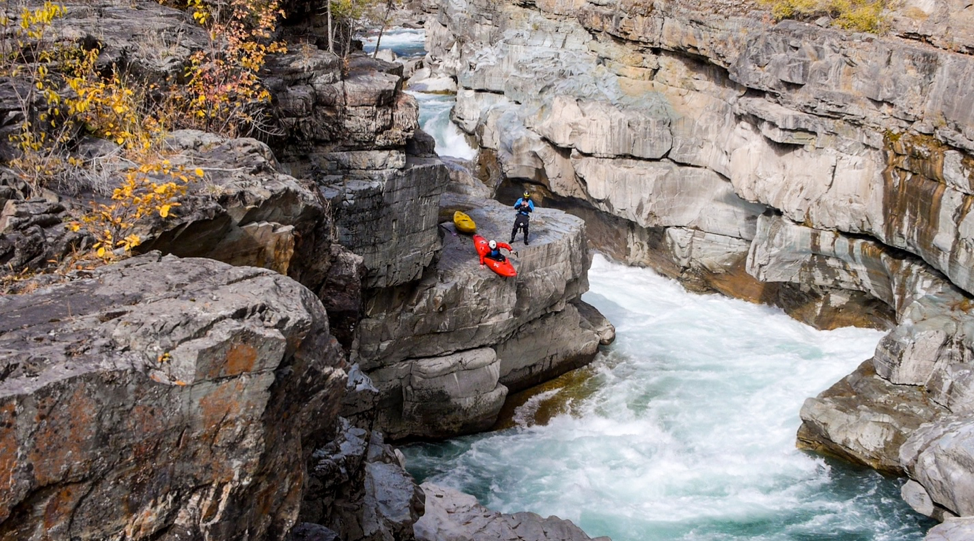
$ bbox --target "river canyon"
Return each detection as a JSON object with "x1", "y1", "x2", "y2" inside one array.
[
  {"x1": 380, "y1": 27, "x2": 935, "y2": 540},
  {"x1": 3, "y1": 0, "x2": 974, "y2": 539}
]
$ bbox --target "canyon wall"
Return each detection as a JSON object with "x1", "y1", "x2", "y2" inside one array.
[{"x1": 422, "y1": 0, "x2": 974, "y2": 524}]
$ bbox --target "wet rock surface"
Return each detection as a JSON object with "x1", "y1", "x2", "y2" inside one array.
[{"x1": 414, "y1": 483, "x2": 609, "y2": 541}]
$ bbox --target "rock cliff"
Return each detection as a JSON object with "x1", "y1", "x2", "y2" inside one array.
[
  {"x1": 421, "y1": 0, "x2": 974, "y2": 527},
  {"x1": 0, "y1": 254, "x2": 347, "y2": 540},
  {"x1": 354, "y1": 192, "x2": 606, "y2": 440}
]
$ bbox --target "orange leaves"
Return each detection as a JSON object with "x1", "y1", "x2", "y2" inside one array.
[{"x1": 170, "y1": 0, "x2": 287, "y2": 136}]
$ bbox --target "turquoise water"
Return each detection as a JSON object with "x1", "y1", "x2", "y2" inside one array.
[
  {"x1": 403, "y1": 256, "x2": 934, "y2": 541},
  {"x1": 406, "y1": 91, "x2": 477, "y2": 160}
]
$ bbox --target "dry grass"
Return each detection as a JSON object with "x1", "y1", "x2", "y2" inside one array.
[{"x1": 758, "y1": 0, "x2": 892, "y2": 33}]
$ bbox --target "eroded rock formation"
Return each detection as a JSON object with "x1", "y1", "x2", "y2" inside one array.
[{"x1": 356, "y1": 193, "x2": 605, "y2": 439}]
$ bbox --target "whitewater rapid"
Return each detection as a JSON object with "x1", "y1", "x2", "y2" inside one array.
[
  {"x1": 403, "y1": 256, "x2": 932, "y2": 540},
  {"x1": 406, "y1": 92, "x2": 478, "y2": 160}
]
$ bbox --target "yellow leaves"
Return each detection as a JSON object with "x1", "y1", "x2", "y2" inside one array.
[
  {"x1": 760, "y1": 0, "x2": 890, "y2": 32},
  {"x1": 76, "y1": 160, "x2": 195, "y2": 263},
  {"x1": 119, "y1": 234, "x2": 141, "y2": 251},
  {"x1": 195, "y1": 168, "x2": 205, "y2": 178}
]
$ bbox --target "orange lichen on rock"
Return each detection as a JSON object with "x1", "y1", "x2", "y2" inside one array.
[
  {"x1": 27, "y1": 386, "x2": 97, "y2": 487},
  {"x1": 0, "y1": 402, "x2": 19, "y2": 523},
  {"x1": 225, "y1": 342, "x2": 258, "y2": 377}
]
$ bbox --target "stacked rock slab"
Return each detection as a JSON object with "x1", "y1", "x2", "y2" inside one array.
[
  {"x1": 0, "y1": 254, "x2": 346, "y2": 540},
  {"x1": 354, "y1": 194, "x2": 603, "y2": 440},
  {"x1": 423, "y1": 0, "x2": 974, "y2": 527}
]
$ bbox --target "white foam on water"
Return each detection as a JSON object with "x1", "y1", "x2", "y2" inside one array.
[
  {"x1": 407, "y1": 91, "x2": 478, "y2": 160},
  {"x1": 513, "y1": 389, "x2": 563, "y2": 428},
  {"x1": 360, "y1": 28, "x2": 427, "y2": 58},
  {"x1": 356, "y1": 27, "x2": 477, "y2": 160},
  {"x1": 404, "y1": 255, "x2": 933, "y2": 540}
]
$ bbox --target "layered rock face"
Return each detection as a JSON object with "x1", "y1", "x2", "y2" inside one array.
[
  {"x1": 355, "y1": 193, "x2": 606, "y2": 439},
  {"x1": 423, "y1": 0, "x2": 974, "y2": 526},
  {"x1": 0, "y1": 254, "x2": 346, "y2": 540}
]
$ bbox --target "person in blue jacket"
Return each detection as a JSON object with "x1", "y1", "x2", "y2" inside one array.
[{"x1": 511, "y1": 191, "x2": 534, "y2": 244}]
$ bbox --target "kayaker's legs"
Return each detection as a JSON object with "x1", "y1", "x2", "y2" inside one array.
[{"x1": 512, "y1": 215, "x2": 529, "y2": 244}]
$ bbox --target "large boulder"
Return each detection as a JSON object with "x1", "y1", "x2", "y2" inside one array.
[
  {"x1": 0, "y1": 253, "x2": 346, "y2": 540},
  {"x1": 797, "y1": 361, "x2": 945, "y2": 474},
  {"x1": 414, "y1": 483, "x2": 609, "y2": 541}
]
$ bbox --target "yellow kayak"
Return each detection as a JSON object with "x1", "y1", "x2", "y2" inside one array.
[{"x1": 453, "y1": 211, "x2": 476, "y2": 234}]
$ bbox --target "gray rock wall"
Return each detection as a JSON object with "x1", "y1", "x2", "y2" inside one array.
[
  {"x1": 415, "y1": 483, "x2": 609, "y2": 541},
  {"x1": 325, "y1": 158, "x2": 450, "y2": 289}
]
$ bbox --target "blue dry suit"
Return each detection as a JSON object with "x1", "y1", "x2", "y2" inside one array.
[{"x1": 511, "y1": 197, "x2": 534, "y2": 244}]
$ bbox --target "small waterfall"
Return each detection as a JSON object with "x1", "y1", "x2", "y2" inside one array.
[
  {"x1": 362, "y1": 28, "x2": 478, "y2": 160},
  {"x1": 407, "y1": 91, "x2": 478, "y2": 160}
]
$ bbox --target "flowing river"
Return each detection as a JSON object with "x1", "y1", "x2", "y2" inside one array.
[{"x1": 369, "y1": 29, "x2": 935, "y2": 541}]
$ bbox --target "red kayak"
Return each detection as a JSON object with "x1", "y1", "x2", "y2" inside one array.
[{"x1": 473, "y1": 234, "x2": 517, "y2": 277}]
